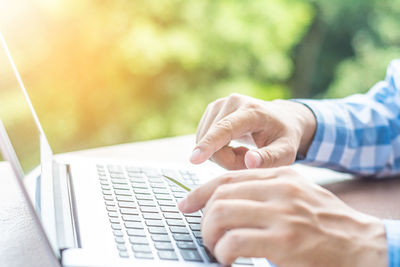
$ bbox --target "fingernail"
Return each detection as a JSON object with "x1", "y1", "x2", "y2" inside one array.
[
  {"x1": 178, "y1": 198, "x2": 187, "y2": 211},
  {"x1": 190, "y1": 148, "x2": 202, "y2": 162},
  {"x1": 245, "y1": 151, "x2": 262, "y2": 168}
]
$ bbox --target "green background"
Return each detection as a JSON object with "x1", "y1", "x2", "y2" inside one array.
[{"x1": 0, "y1": 0, "x2": 399, "y2": 156}]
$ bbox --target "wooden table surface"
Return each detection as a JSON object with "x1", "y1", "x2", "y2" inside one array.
[{"x1": 1, "y1": 135, "x2": 399, "y2": 267}]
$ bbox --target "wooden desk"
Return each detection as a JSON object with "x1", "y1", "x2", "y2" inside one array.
[{"x1": 1, "y1": 135, "x2": 399, "y2": 267}]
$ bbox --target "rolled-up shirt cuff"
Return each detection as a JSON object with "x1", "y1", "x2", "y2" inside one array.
[{"x1": 383, "y1": 219, "x2": 400, "y2": 267}]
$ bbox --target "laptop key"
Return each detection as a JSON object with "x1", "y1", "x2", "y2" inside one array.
[
  {"x1": 120, "y1": 208, "x2": 138, "y2": 215},
  {"x1": 196, "y1": 238, "x2": 204, "y2": 246},
  {"x1": 103, "y1": 195, "x2": 114, "y2": 201},
  {"x1": 186, "y1": 217, "x2": 201, "y2": 224},
  {"x1": 137, "y1": 200, "x2": 156, "y2": 207},
  {"x1": 132, "y1": 244, "x2": 152, "y2": 253},
  {"x1": 154, "y1": 242, "x2": 174, "y2": 251},
  {"x1": 125, "y1": 222, "x2": 144, "y2": 229},
  {"x1": 154, "y1": 194, "x2": 173, "y2": 200},
  {"x1": 118, "y1": 202, "x2": 136, "y2": 208},
  {"x1": 173, "y1": 192, "x2": 187, "y2": 198},
  {"x1": 113, "y1": 184, "x2": 130, "y2": 190},
  {"x1": 122, "y1": 215, "x2": 141, "y2": 222},
  {"x1": 158, "y1": 250, "x2": 178, "y2": 261},
  {"x1": 180, "y1": 250, "x2": 203, "y2": 262},
  {"x1": 115, "y1": 237, "x2": 125, "y2": 244},
  {"x1": 135, "y1": 194, "x2": 153, "y2": 200},
  {"x1": 184, "y1": 211, "x2": 202, "y2": 217},
  {"x1": 115, "y1": 190, "x2": 131, "y2": 196},
  {"x1": 166, "y1": 219, "x2": 185, "y2": 227},
  {"x1": 147, "y1": 178, "x2": 163, "y2": 183},
  {"x1": 129, "y1": 236, "x2": 148, "y2": 245},
  {"x1": 119, "y1": 251, "x2": 129, "y2": 258},
  {"x1": 235, "y1": 258, "x2": 254, "y2": 265},
  {"x1": 176, "y1": 241, "x2": 197, "y2": 250},
  {"x1": 170, "y1": 226, "x2": 189, "y2": 234},
  {"x1": 113, "y1": 230, "x2": 124, "y2": 237},
  {"x1": 193, "y1": 231, "x2": 202, "y2": 238},
  {"x1": 149, "y1": 183, "x2": 166, "y2": 189},
  {"x1": 173, "y1": 234, "x2": 192, "y2": 242},
  {"x1": 158, "y1": 200, "x2": 175, "y2": 206},
  {"x1": 134, "y1": 252, "x2": 154, "y2": 260},
  {"x1": 102, "y1": 189, "x2": 112, "y2": 195},
  {"x1": 100, "y1": 180, "x2": 109, "y2": 186},
  {"x1": 153, "y1": 188, "x2": 169, "y2": 194},
  {"x1": 142, "y1": 213, "x2": 162, "y2": 220},
  {"x1": 140, "y1": 206, "x2": 158, "y2": 213},
  {"x1": 106, "y1": 206, "x2": 117, "y2": 212},
  {"x1": 117, "y1": 244, "x2": 127, "y2": 251},
  {"x1": 127, "y1": 229, "x2": 146, "y2": 237},
  {"x1": 101, "y1": 185, "x2": 111, "y2": 190},
  {"x1": 131, "y1": 183, "x2": 148, "y2": 189},
  {"x1": 116, "y1": 195, "x2": 134, "y2": 202},
  {"x1": 148, "y1": 227, "x2": 168, "y2": 235},
  {"x1": 189, "y1": 224, "x2": 201, "y2": 231},
  {"x1": 145, "y1": 220, "x2": 164, "y2": 227},
  {"x1": 133, "y1": 188, "x2": 151, "y2": 194},
  {"x1": 105, "y1": 200, "x2": 115, "y2": 206},
  {"x1": 108, "y1": 212, "x2": 119, "y2": 218},
  {"x1": 160, "y1": 206, "x2": 179, "y2": 213},
  {"x1": 151, "y1": 234, "x2": 171, "y2": 242},
  {"x1": 111, "y1": 224, "x2": 122, "y2": 230},
  {"x1": 163, "y1": 213, "x2": 181, "y2": 219},
  {"x1": 111, "y1": 179, "x2": 128, "y2": 185}
]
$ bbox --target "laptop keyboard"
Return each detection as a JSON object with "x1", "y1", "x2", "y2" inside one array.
[{"x1": 96, "y1": 164, "x2": 254, "y2": 265}]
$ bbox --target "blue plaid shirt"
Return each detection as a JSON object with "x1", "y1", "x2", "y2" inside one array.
[{"x1": 296, "y1": 59, "x2": 400, "y2": 267}]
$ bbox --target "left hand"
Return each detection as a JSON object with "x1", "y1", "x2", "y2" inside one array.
[{"x1": 178, "y1": 168, "x2": 387, "y2": 267}]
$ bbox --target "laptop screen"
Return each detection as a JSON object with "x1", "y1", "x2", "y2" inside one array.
[{"x1": 0, "y1": 37, "x2": 41, "y2": 176}]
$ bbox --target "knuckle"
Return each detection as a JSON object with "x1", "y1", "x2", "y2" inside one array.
[
  {"x1": 209, "y1": 200, "x2": 226, "y2": 217},
  {"x1": 227, "y1": 93, "x2": 242, "y2": 102},
  {"x1": 214, "y1": 119, "x2": 233, "y2": 133},
  {"x1": 219, "y1": 173, "x2": 234, "y2": 185},
  {"x1": 224, "y1": 231, "x2": 244, "y2": 254},
  {"x1": 280, "y1": 180, "x2": 301, "y2": 196},
  {"x1": 213, "y1": 184, "x2": 230, "y2": 200}
]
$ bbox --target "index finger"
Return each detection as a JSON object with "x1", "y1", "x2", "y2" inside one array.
[
  {"x1": 178, "y1": 168, "x2": 281, "y2": 213},
  {"x1": 190, "y1": 110, "x2": 255, "y2": 164}
]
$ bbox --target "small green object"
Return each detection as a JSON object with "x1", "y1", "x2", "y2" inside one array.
[{"x1": 162, "y1": 175, "x2": 192, "y2": 192}]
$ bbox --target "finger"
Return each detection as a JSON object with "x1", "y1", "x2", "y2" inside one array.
[
  {"x1": 244, "y1": 137, "x2": 297, "y2": 168},
  {"x1": 190, "y1": 110, "x2": 256, "y2": 164},
  {"x1": 201, "y1": 199, "x2": 268, "y2": 251},
  {"x1": 196, "y1": 99, "x2": 224, "y2": 143},
  {"x1": 210, "y1": 146, "x2": 248, "y2": 170},
  {"x1": 205, "y1": 179, "x2": 279, "y2": 206},
  {"x1": 214, "y1": 228, "x2": 275, "y2": 265},
  {"x1": 198, "y1": 95, "x2": 243, "y2": 143},
  {"x1": 178, "y1": 168, "x2": 283, "y2": 213}
]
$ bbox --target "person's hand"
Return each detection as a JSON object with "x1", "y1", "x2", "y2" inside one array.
[
  {"x1": 190, "y1": 93, "x2": 316, "y2": 170},
  {"x1": 179, "y1": 168, "x2": 387, "y2": 267}
]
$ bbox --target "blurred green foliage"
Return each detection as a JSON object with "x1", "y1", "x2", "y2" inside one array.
[{"x1": 0, "y1": 0, "x2": 399, "y2": 154}]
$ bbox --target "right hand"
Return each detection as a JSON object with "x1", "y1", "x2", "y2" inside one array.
[{"x1": 190, "y1": 93, "x2": 316, "y2": 170}]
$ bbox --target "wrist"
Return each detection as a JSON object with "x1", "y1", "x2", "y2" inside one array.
[{"x1": 291, "y1": 102, "x2": 316, "y2": 157}]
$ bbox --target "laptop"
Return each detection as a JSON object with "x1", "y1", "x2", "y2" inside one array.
[{"x1": 0, "y1": 32, "x2": 273, "y2": 267}]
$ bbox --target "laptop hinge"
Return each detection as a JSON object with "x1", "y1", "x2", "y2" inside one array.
[{"x1": 53, "y1": 162, "x2": 80, "y2": 251}]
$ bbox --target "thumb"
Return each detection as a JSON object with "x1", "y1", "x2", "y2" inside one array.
[{"x1": 244, "y1": 139, "x2": 297, "y2": 168}]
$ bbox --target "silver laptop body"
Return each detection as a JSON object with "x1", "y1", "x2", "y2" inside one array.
[{"x1": 0, "y1": 32, "x2": 272, "y2": 267}]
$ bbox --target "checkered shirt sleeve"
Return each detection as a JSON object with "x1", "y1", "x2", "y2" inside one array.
[{"x1": 296, "y1": 59, "x2": 400, "y2": 177}]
